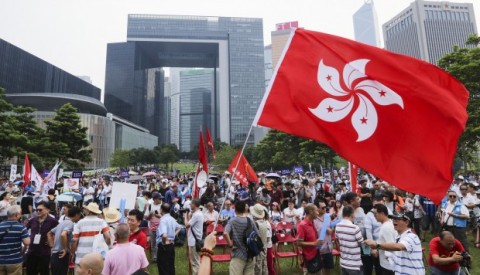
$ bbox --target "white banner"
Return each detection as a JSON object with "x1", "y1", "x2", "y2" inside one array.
[
  {"x1": 42, "y1": 162, "x2": 61, "y2": 196},
  {"x1": 9, "y1": 165, "x2": 17, "y2": 181},
  {"x1": 64, "y1": 178, "x2": 79, "y2": 190},
  {"x1": 30, "y1": 165, "x2": 43, "y2": 188}
]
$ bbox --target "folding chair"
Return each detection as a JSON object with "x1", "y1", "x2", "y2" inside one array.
[
  {"x1": 274, "y1": 232, "x2": 299, "y2": 274},
  {"x1": 206, "y1": 223, "x2": 224, "y2": 235},
  {"x1": 210, "y1": 242, "x2": 231, "y2": 275}
]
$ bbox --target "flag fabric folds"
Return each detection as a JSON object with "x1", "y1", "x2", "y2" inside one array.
[
  {"x1": 253, "y1": 28, "x2": 469, "y2": 203},
  {"x1": 22, "y1": 153, "x2": 30, "y2": 188},
  {"x1": 42, "y1": 162, "x2": 61, "y2": 196},
  {"x1": 30, "y1": 164, "x2": 43, "y2": 189},
  {"x1": 228, "y1": 150, "x2": 258, "y2": 187},
  {"x1": 206, "y1": 128, "x2": 216, "y2": 160},
  {"x1": 198, "y1": 131, "x2": 209, "y2": 175}
]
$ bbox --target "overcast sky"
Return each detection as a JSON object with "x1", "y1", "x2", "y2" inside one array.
[{"x1": 1, "y1": 0, "x2": 478, "y2": 95}]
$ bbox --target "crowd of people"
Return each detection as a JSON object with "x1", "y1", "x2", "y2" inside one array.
[{"x1": 0, "y1": 171, "x2": 479, "y2": 275}]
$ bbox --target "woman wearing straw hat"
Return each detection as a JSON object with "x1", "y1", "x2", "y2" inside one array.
[
  {"x1": 251, "y1": 204, "x2": 269, "y2": 275},
  {"x1": 103, "y1": 208, "x2": 121, "y2": 247}
]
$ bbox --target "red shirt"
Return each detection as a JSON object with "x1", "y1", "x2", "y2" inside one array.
[
  {"x1": 296, "y1": 218, "x2": 318, "y2": 261},
  {"x1": 129, "y1": 230, "x2": 148, "y2": 249},
  {"x1": 428, "y1": 236, "x2": 464, "y2": 272}
]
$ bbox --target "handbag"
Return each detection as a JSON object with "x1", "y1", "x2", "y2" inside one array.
[
  {"x1": 191, "y1": 227, "x2": 204, "y2": 252},
  {"x1": 305, "y1": 251, "x2": 323, "y2": 273},
  {"x1": 92, "y1": 229, "x2": 109, "y2": 258}
]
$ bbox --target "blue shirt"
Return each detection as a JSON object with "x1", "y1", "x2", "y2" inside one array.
[
  {"x1": 420, "y1": 196, "x2": 438, "y2": 217},
  {"x1": 220, "y1": 209, "x2": 235, "y2": 220},
  {"x1": 0, "y1": 221, "x2": 29, "y2": 264},
  {"x1": 164, "y1": 190, "x2": 175, "y2": 204},
  {"x1": 156, "y1": 214, "x2": 179, "y2": 245}
]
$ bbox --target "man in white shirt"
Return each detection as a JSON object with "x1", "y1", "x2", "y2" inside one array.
[
  {"x1": 104, "y1": 179, "x2": 113, "y2": 206},
  {"x1": 371, "y1": 204, "x2": 397, "y2": 274},
  {"x1": 184, "y1": 199, "x2": 204, "y2": 275},
  {"x1": 283, "y1": 199, "x2": 300, "y2": 225},
  {"x1": 441, "y1": 190, "x2": 470, "y2": 252},
  {"x1": 203, "y1": 202, "x2": 219, "y2": 225}
]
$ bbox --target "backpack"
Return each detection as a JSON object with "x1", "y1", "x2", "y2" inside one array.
[
  {"x1": 245, "y1": 218, "x2": 264, "y2": 258},
  {"x1": 47, "y1": 196, "x2": 57, "y2": 216}
]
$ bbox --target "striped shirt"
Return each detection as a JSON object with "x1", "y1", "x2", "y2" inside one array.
[
  {"x1": 0, "y1": 221, "x2": 29, "y2": 264},
  {"x1": 392, "y1": 230, "x2": 425, "y2": 275},
  {"x1": 73, "y1": 215, "x2": 109, "y2": 264},
  {"x1": 334, "y1": 219, "x2": 363, "y2": 270}
]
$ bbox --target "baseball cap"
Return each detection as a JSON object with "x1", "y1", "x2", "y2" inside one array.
[
  {"x1": 388, "y1": 213, "x2": 411, "y2": 222},
  {"x1": 152, "y1": 192, "x2": 164, "y2": 200}
]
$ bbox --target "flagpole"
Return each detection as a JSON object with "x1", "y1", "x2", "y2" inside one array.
[{"x1": 213, "y1": 125, "x2": 254, "y2": 230}]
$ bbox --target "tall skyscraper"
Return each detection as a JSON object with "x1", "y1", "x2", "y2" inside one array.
[
  {"x1": 383, "y1": 0, "x2": 477, "y2": 64},
  {"x1": 353, "y1": 0, "x2": 381, "y2": 47},
  {"x1": 178, "y1": 69, "x2": 215, "y2": 152},
  {"x1": 104, "y1": 15, "x2": 265, "y2": 147},
  {"x1": 271, "y1": 21, "x2": 298, "y2": 70}
]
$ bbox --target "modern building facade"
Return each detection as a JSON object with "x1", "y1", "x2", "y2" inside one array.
[
  {"x1": 383, "y1": 0, "x2": 477, "y2": 64},
  {"x1": 353, "y1": 0, "x2": 381, "y2": 47},
  {"x1": 271, "y1": 21, "x2": 298, "y2": 70},
  {"x1": 178, "y1": 69, "x2": 215, "y2": 152},
  {"x1": 0, "y1": 39, "x2": 101, "y2": 100},
  {"x1": 104, "y1": 15, "x2": 265, "y2": 147},
  {"x1": 0, "y1": 38, "x2": 158, "y2": 168}
]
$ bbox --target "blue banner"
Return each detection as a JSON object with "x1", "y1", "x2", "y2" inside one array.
[
  {"x1": 119, "y1": 170, "x2": 129, "y2": 177},
  {"x1": 293, "y1": 166, "x2": 304, "y2": 174},
  {"x1": 71, "y1": 171, "x2": 83, "y2": 178},
  {"x1": 280, "y1": 168, "x2": 291, "y2": 176}
]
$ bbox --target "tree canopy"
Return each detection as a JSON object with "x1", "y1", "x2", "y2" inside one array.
[{"x1": 438, "y1": 34, "x2": 480, "y2": 171}]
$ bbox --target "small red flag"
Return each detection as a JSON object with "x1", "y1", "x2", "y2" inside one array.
[
  {"x1": 198, "y1": 131, "x2": 209, "y2": 175},
  {"x1": 206, "y1": 128, "x2": 216, "y2": 160},
  {"x1": 254, "y1": 29, "x2": 468, "y2": 203},
  {"x1": 228, "y1": 150, "x2": 258, "y2": 187},
  {"x1": 193, "y1": 165, "x2": 201, "y2": 199},
  {"x1": 22, "y1": 153, "x2": 30, "y2": 188}
]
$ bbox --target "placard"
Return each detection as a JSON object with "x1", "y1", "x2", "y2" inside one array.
[
  {"x1": 110, "y1": 182, "x2": 138, "y2": 210},
  {"x1": 64, "y1": 178, "x2": 80, "y2": 190},
  {"x1": 72, "y1": 171, "x2": 83, "y2": 178},
  {"x1": 9, "y1": 165, "x2": 17, "y2": 181}
]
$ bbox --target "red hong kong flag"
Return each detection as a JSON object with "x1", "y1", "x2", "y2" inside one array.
[
  {"x1": 349, "y1": 162, "x2": 358, "y2": 193},
  {"x1": 22, "y1": 153, "x2": 31, "y2": 188},
  {"x1": 228, "y1": 150, "x2": 259, "y2": 187},
  {"x1": 253, "y1": 29, "x2": 468, "y2": 204},
  {"x1": 198, "y1": 131, "x2": 209, "y2": 175},
  {"x1": 206, "y1": 128, "x2": 216, "y2": 160}
]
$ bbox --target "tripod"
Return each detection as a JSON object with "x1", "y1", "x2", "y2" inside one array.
[{"x1": 459, "y1": 265, "x2": 470, "y2": 275}]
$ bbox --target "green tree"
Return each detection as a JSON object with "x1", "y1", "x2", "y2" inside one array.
[
  {"x1": 110, "y1": 150, "x2": 131, "y2": 168},
  {"x1": 438, "y1": 34, "x2": 480, "y2": 172},
  {"x1": 212, "y1": 143, "x2": 237, "y2": 171},
  {"x1": 156, "y1": 144, "x2": 181, "y2": 169},
  {"x1": 0, "y1": 87, "x2": 20, "y2": 161},
  {"x1": 252, "y1": 130, "x2": 340, "y2": 171},
  {"x1": 45, "y1": 103, "x2": 92, "y2": 169}
]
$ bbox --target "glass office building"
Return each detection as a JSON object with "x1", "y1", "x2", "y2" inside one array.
[
  {"x1": 383, "y1": 0, "x2": 477, "y2": 64},
  {"x1": 0, "y1": 39, "x2": 101, "y2": 100},
  {"x1": 105, "y1": 15, "x2": 265, "y2": 147}
]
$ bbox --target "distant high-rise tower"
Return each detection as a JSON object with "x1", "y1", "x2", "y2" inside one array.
[
  {"x1": 271, "y1": 21, "x2": 299, "y2": 70},
  {"x1": 383, "y1": 0, "x2": 477, "y2": 64},
  {"x1": 353, "y1": 0, "x2": 381, "y2": 47}
]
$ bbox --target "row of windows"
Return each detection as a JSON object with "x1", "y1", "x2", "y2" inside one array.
[
  {"x1": 425, "y1": 10, "x2": 470, "y2": 21},
  {"x1": 425, "y1": 4, "x2": 468, "y2": 10}
]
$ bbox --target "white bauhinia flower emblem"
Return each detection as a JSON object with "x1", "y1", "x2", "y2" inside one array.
[{"x1": 309, "y1": 59, "x2": 404, "y2": 142}]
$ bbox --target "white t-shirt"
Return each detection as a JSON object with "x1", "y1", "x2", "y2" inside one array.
[
  {"x1": 187, "y1": 210, "x2": 204, "y2": 247},
  {"x1": 104, "y1": 184, "x2": 112, "y2": 198},
  {"x1": 379, "y1": 220, "x2": 397, "y2": 271},
  {"x1": 283, "y1": 207, "x2": 298, "y2": 224},
  {"x1": 83, "y1": 186, "x2": 95, "y2": 201},
  {"x1": 443, "y1": 202, "x2": 469, "y2": 225}
]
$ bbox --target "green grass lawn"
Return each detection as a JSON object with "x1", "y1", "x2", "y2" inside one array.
[{"x1": 145, "y1": 232, "x2": 479, "y2": 275}]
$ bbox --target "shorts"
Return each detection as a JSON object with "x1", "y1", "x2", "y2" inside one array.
[{"x1": 321, "y1": 252, "x2": 334, "y2": 269}]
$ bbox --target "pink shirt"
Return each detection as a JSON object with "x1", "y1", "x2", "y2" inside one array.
[{"x1": 102, "y1": 242, "x2": 149, "y2": 275}]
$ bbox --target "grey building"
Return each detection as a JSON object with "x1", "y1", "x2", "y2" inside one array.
[
  {"x1": 104, "y1": 15, "x2": 265, "y2": 148},
  {"x1": 0, "y1": 38, "x2": 158, "y2": 168},
  {"x1": 383, "y1": 0, "x2": 477, "y2": 64},
  {"x1": 353, "y1": 0, "x2": 381, "y2": 47},
  {"x1": 0, "y1": 39, "x2": 101, "y2": 100}
]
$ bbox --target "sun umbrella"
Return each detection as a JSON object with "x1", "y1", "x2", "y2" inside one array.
[
  {"x1": 142, "y1": 171, "x2": 156, "y2": 177},
  {"x1": 266, "y1": 173, "x2": 281, "y2": 178},
  {"x1": 61, "y1": 192, "x2": 83, "y2": 201},
  {"x1": 128, "y1": 171, "x2": 139, "y2": 175}
]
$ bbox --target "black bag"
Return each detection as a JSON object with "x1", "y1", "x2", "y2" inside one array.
[
  {"x1": 191, "y1": 227, "x2": 204, "y2": 252},
  {"x1": 245, "y1": 218, "x2": 264, "y2": 258},
  {"x1": 305, "y1": 252, "x2": 323, "y2": 273}
]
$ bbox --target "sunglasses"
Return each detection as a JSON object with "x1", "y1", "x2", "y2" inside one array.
[
  {"x1": 460, "y1": 188, "x2": 468, "y2": 191},
  {"x1": 36, "y1": 209, "x2": 45, "y2": 212},
  {"x1": 320, "y1": 207, "x2": 326, "y2": 210},
  {"x1": 449, "y1": 195, "x2": 457, "y2": 198}
]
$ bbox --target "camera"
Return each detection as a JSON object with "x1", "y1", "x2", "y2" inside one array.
[
  {"x1": 459, "y1": 251, "x2": 472, "y2": 269},
  {"x1": 179, "y1": 208, "x2": 190, "y2": 214}
]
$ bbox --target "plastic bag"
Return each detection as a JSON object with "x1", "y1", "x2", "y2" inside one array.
[{"x1": 92, "y1": 230, "x2": 109, "y2": 258}]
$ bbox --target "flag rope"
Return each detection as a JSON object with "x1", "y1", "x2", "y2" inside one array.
[{"x1": 213, "y1": 125, "x2": 254, "y2": 230}]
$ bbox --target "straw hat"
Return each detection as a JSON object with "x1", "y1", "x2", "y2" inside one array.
[
  {"x1": 250, "y1": 204, "x2": 266, "y2": 219},
  {"x1": 83, "y1": 202, "x2": 102, "y2": 214},
  {"x1": 103, "y1": 207, "x2": 121, "y2": 223}
]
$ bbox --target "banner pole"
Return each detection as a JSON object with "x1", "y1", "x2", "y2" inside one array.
[{"x1": 213, "y1": 125, "x2": 254, "y2": 230}]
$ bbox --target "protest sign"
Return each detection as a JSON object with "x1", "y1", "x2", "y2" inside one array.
[
  {"x1": 9, "y1": 165, "x2": 17, "y2": 181},
  {"x1": 110, "y1": 182, "x2": 138, "y2": 210}
]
